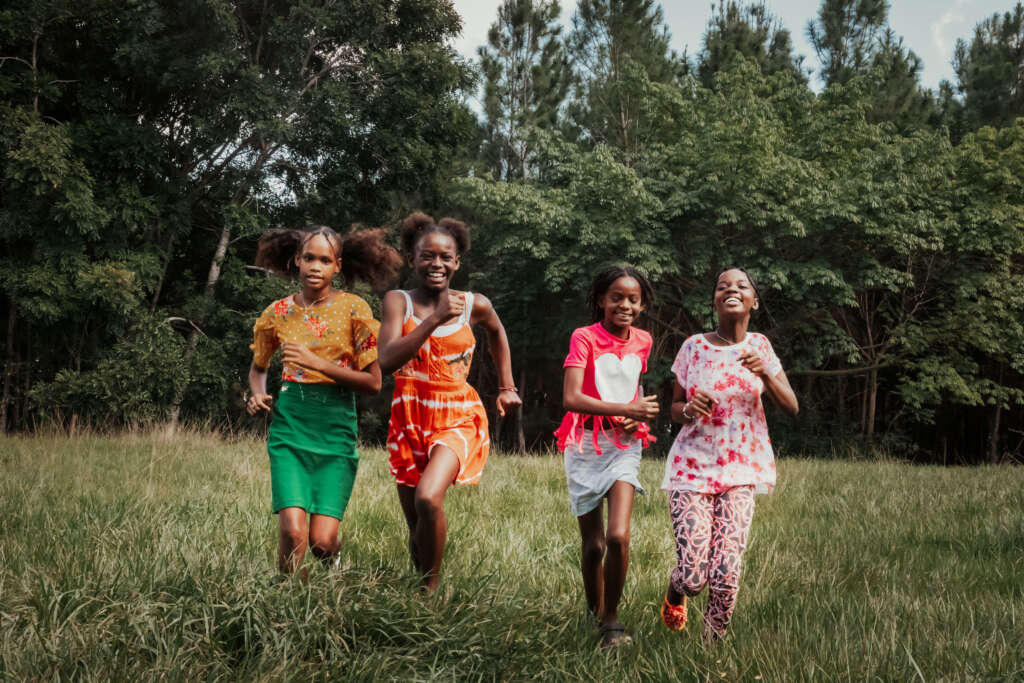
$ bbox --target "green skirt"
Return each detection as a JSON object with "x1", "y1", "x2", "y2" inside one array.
[{"x1": 267, "y1": 381, "x2": 359, "y2": 520}]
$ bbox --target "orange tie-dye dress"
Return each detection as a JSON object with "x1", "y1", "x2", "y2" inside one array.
[{"x1": 387, "y1": 290, "x2": 490, "y2": 487}]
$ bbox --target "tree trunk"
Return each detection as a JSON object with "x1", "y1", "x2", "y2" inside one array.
[
  {"x1": 837, "y1": 376, "x2": 846, "y2": 425},
  {"x1": 865, "y1": 369, "x2": 878, "y2": 440},
  {"x1": 167, "y1": 222, "x2": 233, "y2": 428},
  {"x1": 21, "y1": 320, "x2": 31, "y2": 429},
  {"x1": 150, "y1": 231, "x2": 176, "y2": 313},
  {"x1": 514, "y1": 368, "x2": 526, "y2": 453},
  {"x1": 1, "y1": 301, "x2": 17, "y2": 434},
  {"x1": 989, "y1": 364, "x2": 1004, "y2": 463}
]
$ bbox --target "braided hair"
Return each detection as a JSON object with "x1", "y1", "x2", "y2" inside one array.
[{"x1": 586, "y1": 264, "x2": 655, "y2": 323}]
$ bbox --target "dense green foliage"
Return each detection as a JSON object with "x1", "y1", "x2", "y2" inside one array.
[
  {"x1": 1, "y1": 0, "x2": 1022, "y2": 462},
  {"x1": 1, "y1": 433, "x2": 1022, "y2": 678}
]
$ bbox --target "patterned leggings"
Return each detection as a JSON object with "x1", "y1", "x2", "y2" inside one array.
[{"x1": 668, "y1": 486, "x2": 755, "y2": 639}]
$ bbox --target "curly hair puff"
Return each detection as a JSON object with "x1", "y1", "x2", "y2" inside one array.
[
  {"x1": 399, "y1": 211, "x2": 471, "y2": 256},
  {"x1": 254, "y1": 225, "x2": 401, "y2": 290}
]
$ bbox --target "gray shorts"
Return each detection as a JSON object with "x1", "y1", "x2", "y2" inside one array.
[{"x1": 563, "y1": 429, "x2": 644, "y2": 517}]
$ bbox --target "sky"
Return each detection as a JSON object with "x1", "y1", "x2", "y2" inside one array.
[{"x1": 450, "y1": 0, "x2": 1012, "y2": 91}]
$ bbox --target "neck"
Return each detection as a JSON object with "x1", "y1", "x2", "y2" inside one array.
[
  {"x1": 300, "y1": 284, "x2": 333, "y2": 305},
  {"x1": 715, "y1": 317, "x2": 749, "y2": 344},
  {"x1": 600, "y1": 319, "x2": 631, "y2": 340},
  {"x1": 415, "y1": 285, "x2": 448, "y2": 302}
]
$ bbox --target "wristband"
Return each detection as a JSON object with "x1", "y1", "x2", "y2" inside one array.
[{"x1": 498, "y1": 386, "x2": 518, "y2": 393}]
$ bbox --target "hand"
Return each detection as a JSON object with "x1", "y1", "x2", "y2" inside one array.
[
  {"x1": 738, "y1": 350, "x2": 767, "y2": 378},
  {"x1": 618, "y1": 417, "x2": 645, "y2": 435},
  {"x1": 247, "y1": 392, "x2": 273, "y2": 415},
  {"x1": 682, "y1": 390, "x2": 717, "y2": 420},
  {"x1": 282, "y1": 342, "x2": 324, "y2": 372},
  {"x1": 496, "y1": 389, "x2": 522, "y2": 417},
  {"x1": 431, "y1": 291, "x2": 465, "y2": 325},
  {"x1": 625, "y1": 394, "x2": 660, "y2": 421}
]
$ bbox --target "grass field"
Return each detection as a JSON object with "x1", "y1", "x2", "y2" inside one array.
[{"x1": 1, "y1": 431, "x2": 1022, "y2": 681}]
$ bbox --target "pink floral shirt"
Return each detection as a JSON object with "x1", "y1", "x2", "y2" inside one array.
[{"x1": 661, "y1": 333, "x2": 783, "y2": 494}]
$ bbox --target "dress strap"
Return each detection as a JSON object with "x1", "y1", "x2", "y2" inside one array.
[
  {"x1": 462, "y1": 292, "x2": 475, "y2": 325},
  {"x1": 400, "y1": 290, "x2": 413, "y2": 323}
]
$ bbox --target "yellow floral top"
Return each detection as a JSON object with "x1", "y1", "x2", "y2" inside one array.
[{"x1": 251, "y1": 292, "x2": 380, "y2": 384}]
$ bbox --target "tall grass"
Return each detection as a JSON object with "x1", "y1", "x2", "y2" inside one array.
[{"x1": 1, "y1": 431, "x2": 1022, "y2": 680}]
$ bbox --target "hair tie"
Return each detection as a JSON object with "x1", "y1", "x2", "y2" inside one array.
[{"x1": 417, "y1": 224, "x2": 425, "y2": 231}]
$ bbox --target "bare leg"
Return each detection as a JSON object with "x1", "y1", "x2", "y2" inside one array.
[
  {"x1": 396, "y1": 484, "x2": 420, "y2": 571},
  {"x1": 576, "y1": 505, "x2": 607, "y2": 618},
  {"x1": 600, "y1": 480, "x2": 635, "y2": 626},
  {"x1": 308, "y1": 514, "x2": 341, "y2": 566},
  {"x1": 412, "y1": 446, "x2": 460, "y2": 591},
  {"x1": 278, "y1": 506, "x2": 309, "y2": 573}
]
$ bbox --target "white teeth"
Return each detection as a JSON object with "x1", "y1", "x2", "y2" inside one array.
[{"x1": 725, "y1": 297, "x2": 740, "y2": 304}]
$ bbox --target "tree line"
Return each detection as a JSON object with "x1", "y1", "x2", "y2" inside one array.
[{"x1": 1, "y1": 0, "x2": 1022, "y2": 463}]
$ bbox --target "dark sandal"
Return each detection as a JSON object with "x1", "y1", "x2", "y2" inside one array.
[{"x1": 599, "y1": 622, "x2": 633, "y2": 648}]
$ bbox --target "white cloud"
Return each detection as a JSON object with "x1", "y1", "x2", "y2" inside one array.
[{"x1": 931, "y1": 8, "x2": 965, "y2": 56}]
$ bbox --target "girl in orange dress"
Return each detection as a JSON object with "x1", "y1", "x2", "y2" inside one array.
[{"x1": 378, "y1": 212, "x2": 521, "y2": 591}]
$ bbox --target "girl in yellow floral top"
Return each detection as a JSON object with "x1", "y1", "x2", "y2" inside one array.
[{"x1": 248, "y1": 225, "x2": 400, "y2": 574}]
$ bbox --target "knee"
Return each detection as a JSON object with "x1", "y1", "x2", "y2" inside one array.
[
  {"x1": 279, "y1": 523, "x2": 307, "y2": 551},
  {"x1": 413, "y1": 490, "x2": 443, "y2": 519},
  {"x1": 309, "y1": 531, "x2": 338, "y2": 556},
  {"x1": 708, "y1": 564, "x2": 742, "y2": 595},
  {"x1": 606, "y1": 529, "x2": 630, "y2": 553},
  {"x1": 581, "y1": 537, "x2": 606, "y2": 565}
]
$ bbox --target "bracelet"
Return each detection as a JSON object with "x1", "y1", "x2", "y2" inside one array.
[{"x1": 498, "y1": 386, "x2": 518, "y2": 393}]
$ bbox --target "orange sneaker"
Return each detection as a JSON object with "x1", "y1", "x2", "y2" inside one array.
[{"x1": 661, "y1": 594, "x2": 687, "y2": 631}]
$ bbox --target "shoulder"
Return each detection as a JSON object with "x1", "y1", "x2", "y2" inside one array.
[
  {"x1": 259, "y1": 296, "x2": 293, "y2": 319},
  {"x1": 750, "y1": 332, "x2": 775, "y2": 350},
  {"x1": 382, "y1": 289, "x2": 408, "y2": 311},
  {"x1": 682, "y1": 334, "x2": 706, "y2": 350},
  {"x1": 571, "y1": 324, "x2": 598, "y2": 342},
  {"x1": 335, "y1": 291, "x2": 372, "y2": 314},
  {"x1": 633, "y1": 327, "x2": 653, "y2": 345},
  {"x1": 466, "y1": 291, "x2": 491, "y2": 312}
]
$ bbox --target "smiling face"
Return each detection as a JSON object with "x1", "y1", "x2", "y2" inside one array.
[
  {"x1": 599, "y1": 276, "x2": 645, "y2": 335},
  {"x1": 295, "y1": 234, "x2": 340, "y2": 292},
  {"x1": 411, "y1": 231, "x2": 460, "y2": 291},
  {"x1": 713, "y1": 268, "x2": 759, "y2": 318}
]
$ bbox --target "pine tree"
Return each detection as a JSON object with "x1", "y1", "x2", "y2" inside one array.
[
  {"x1": 807, "y1": 0, "x2": 888, "y2": 86},
  {"x1": 697, "y1": 0, "x2": 807, "y2": 88},
  {"x1": 951, "y1": 2, "x2": 1024, "y2": 131},
  {"x1": 478, "y1": 0, "x2": 571, "y2": 181},
  {"x1": 566, "y1": 0, "x2": 685, "y2": 164},
  {"x1": 866, "y1": 29, "x2": 935, "y2": 130}
]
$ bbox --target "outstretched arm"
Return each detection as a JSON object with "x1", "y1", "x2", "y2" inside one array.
[
  {"x1": 378, "y1": 289, "x2": 465, "y2": 374},
  {"x1": 471, "y1": 294, "x2": 521, "y2": 416}
]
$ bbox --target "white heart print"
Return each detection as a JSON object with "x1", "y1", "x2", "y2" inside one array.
[{"x1": 593, "y1": 353, "x2": 642, "y2": 403}]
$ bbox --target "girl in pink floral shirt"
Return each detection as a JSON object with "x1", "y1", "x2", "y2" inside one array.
[{"x1": 659, "y1": 268, "x2": 798, "y2": 641}]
